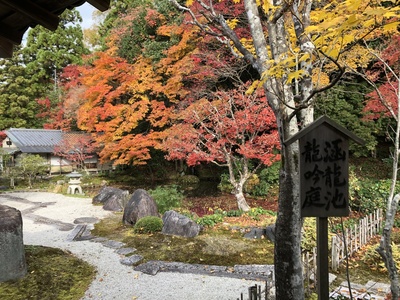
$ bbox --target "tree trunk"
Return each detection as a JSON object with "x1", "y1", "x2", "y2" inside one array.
[
  {"x1": 274, "y1": 117, "x2": 304, "y2": 300},
  {"x1": 235, "y1": 190, "x2": 250, "y2": 211},
  {"x1": 376, "y1": 74, "x2": 400, "y2": 299}
]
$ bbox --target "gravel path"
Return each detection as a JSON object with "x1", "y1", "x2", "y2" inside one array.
[{"x1": 0, "y1": 192, "x2": 270, "y2": 300}]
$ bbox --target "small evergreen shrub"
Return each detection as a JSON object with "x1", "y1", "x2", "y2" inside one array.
[
  {"x1": 148, "y1": 185, "x2": 184, "y2": 214},
  {"x1": 226, "y1": 209, "x2": 244, "y2": 217},
  {"x1": 196, "y1": 213, "x2": 224, "y2": 227},
  {"x1": 246, "y1": 207, "x2": 276, "y2": 221},
  {"x1": 133, "y1": 216, "x2": 163, "y2": 234},
  {"x1": 349, "y1": 174, "x2": 391, "y2": 214}
]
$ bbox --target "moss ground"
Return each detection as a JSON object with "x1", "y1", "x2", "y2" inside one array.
[{"x1": 0, "y1": 245, "x2": 95, "y2": 300}]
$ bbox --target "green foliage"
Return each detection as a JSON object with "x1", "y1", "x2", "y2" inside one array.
[
  {"x1": 15, "y1": 154, "x2": 48, "y2": 188},
  {"x1": 246, "y1": 207, "x2": 276, "y2": 221},
  {"x1": 349, "y1": 174, "x2": 393, "y2": 214},
  {"x1": 314, "y1": 81, "x2": 377, "y2": 157},
  {"x1": 226, "y1": 210, "x2": 244, "y2": 217},
  {"x1": 361, "y1": 243, "x2": 400, "y2": 273},
  {"x1": 196, "y1": 213, "x2": 224, "y2": 227},
  {"x1": 148, "y1": 185, "x2": 184, "y2": 214},
  {"x1": 0, "y1": 49, "x2": 43, "y2": 130},
  {"x1": 302, "y1": 218, "x2": 317, "y2": 252},
  {"x1": 196, "y1": 206, "x2": 275, "y2": 227},
  {"x1": 0, "y1": 9, "x2": 87, "y2": 130},
  {"x1": 250, "y1": 181, "x2": 270, "y2": 197},
  {"x1": 259, "y1": 162, "x2": 280, "y2": 185},
  {"x1": 113, "y1": 0, "x2": 182, "y2": 63},
  {"x1": 219, "y1": 162, "x2": 280, "y2": 197},
  {"x1": 329, "y1": 218, "x2": 358, "y2": 234},
  {"x1": 133, "y1": 216, "x2": 163, "y2": 233},
  {"x1": 218, "y1": 173, "x2": 233, "y2": 193}
]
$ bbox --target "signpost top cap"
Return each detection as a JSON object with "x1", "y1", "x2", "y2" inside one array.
[{"x1": 283, "y1": 115, "x2": 365, "y2": 147}]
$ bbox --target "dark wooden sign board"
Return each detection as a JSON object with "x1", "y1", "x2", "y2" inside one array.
[{"x1": 285, "y1": 115, "x2": 364, "y2": 300}]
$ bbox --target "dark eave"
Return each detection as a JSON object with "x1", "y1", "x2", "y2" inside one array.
[{"x1": 0, "y1": 0, "x2": 110, "y2": 58}]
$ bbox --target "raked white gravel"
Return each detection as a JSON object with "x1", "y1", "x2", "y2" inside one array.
[{"x1": 0, "y1": 192, "x2": 263, "y2": 300}]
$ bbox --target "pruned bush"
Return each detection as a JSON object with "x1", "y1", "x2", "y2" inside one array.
[{"x1": 133, "y1": 216, "x2": 163, "y2": 234}]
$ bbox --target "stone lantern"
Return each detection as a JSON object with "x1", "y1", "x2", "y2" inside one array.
[{"x1": 66, "y1": 171, "x2": 83, "y2": 194}]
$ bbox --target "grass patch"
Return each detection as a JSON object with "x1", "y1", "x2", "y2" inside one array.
[{"x1": 0, "y1": 245, "x2": 95, "y2": 300}]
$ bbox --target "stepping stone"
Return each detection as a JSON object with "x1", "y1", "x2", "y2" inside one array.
[
  {"x1": 116, "y1": 247, "x2": 136, "y2": 255},
  {"x1": 134, "y1": 260, "x2": 164, "y2": 275},
  {"x1": 102, "y1": 240, "x2": 125, "y2": 249},
  {"x1": 66, "y1": 224, "x2": 87, "y2": 241},
  {"x1": 90, "y1": 237, "x2": 108, "y2": 243},
  {"x1": 74, "y1": 217, "x2": 99, "y2": 224},
  {"x1": 120, "y1": 254, "x2": 143, "y2": 266},
  {"x1": 365, "y1": 281, "x2": 390, "y2": 295}
]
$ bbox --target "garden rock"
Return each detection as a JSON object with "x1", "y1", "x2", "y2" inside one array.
[
  {"x1": 122, "y1": 189, "x2": 158, "y2": 225},
  {"x1": 162, "y1": 210, "x2": 200, "y2": 238},
  {"x1": 0, "y1": 205, "x2": 27, "y2": 282},
  {"x1": 244, "y1": 227, "x2": 266, "y2": 239},
  {"x1": 265, "y1": 224, "x2": 275, "y2": 243},
  {"x1": 92, "y1": 186, "x2": 130, "y2": 212}
]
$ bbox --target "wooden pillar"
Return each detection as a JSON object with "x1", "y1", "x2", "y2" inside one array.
[{"x1": 317, "y1": 217, "x2": 329, "y2": 300}]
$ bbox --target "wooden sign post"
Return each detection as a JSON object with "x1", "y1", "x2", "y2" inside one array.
[{"x1": 285, "y1": 116, "x2": 364, "y2": 299}]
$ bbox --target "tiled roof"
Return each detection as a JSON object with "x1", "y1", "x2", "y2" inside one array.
[{"x1": 5, "y1": 128, "x2": 63, "y2": 153}]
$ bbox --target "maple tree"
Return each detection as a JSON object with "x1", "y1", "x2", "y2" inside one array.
[
  {"x1": 38, "y1": 65, "x2": 86, "y2": 131},
  {"x1": 169, "y1": 0, "x2": 399, "y2": 297},
  {"x1": 53, "y1": 133, "x2": 96, "y2": 174},
  {"x1": 63, "y1": 0, "x2": 208, "y2": 166},
  {"x1": 162, "y1": 84, "x2": 280, "y2": 210}
]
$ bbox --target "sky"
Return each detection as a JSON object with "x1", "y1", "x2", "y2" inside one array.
[{"x1": 76, "y1": 2, "x2": 97, "y2": 29}]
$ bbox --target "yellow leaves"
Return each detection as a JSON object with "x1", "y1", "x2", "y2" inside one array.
[
  {"x1": 383, "y1": 21, "x2": 400, "y2": 32},
  {"x1": 341, "y1": 34, "x2": 355, "y2": 45},
  {"x1": 341, "y1": 44, "x2": 374, "y2": 70},
  {"x1": 231, "y1": 38, "x2": 256, "y2": 57},
  {"x1": 286, "y1": 70, "x2": 306, "y2": 84},
  {"x1": 345, "y1": 0, "x2": 362, "y2": 11},
  {"x1": 185, "y1": 0, "x2": 194, "y2": 6},
  {"x1": 246, "y1": 81, "x2": 263, "y2": 95},
  {"x1": 260, "y1": 0, "x2": 270, "y2": 14},
  {"x1": 226, "y1": 18, "x2": 239, "y2": 30},
  {"x1": 312, "y1": 69, "x2": 330, "y2": 87}
]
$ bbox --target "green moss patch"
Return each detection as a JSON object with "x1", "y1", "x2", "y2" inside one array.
[{"x1": 0, "y1": 245, "x2": 95, "y2": 300}]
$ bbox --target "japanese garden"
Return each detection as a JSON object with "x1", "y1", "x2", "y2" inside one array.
[{"x1": 0, "y1": 0, "x2": 399, "y2": 299}]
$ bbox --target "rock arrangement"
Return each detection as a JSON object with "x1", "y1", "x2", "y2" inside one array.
[
  {"x1": 0, "y1": 205, "x2": 27, "y2": 282},
  {"x1": 92, "y1": 186, "x2": 130, "y2": 212},
  {"x1": 122, "y1": 189, "x2": 158, "y2": 225},
  {"x1": 162, "y1": 210, "x2": 200, "y2": 238}
]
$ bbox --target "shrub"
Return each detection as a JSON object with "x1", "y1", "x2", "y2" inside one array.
[
  {"x1": 148, "y1": 185, "x2": 184, "y2": 214},
  {"x1": 133, "y1": 216, "x2": 163, "y2": 234}
]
